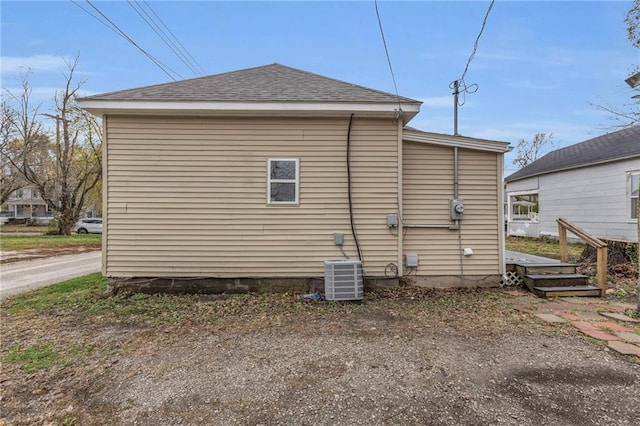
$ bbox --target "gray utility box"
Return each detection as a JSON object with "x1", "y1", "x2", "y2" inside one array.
[{"x1": 324, "y1": 259, "x2": 364, "y2": 301}]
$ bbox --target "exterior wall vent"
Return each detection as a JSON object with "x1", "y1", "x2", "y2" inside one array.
[{"x1": 324, "y1": 259, "x2": 363, "y2": 301}]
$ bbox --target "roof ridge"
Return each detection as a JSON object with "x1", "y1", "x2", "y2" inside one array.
[{"x1": 79, "y1": 63, "x2": 421, "y2": 104}]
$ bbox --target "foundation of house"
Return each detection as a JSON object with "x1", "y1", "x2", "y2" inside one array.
[
  {"x1": 107, "y1": 276, "x2": 402, "y2": 295},
  {"x1": 406, "y1": 275, "x2": 502, "y2": 289}
]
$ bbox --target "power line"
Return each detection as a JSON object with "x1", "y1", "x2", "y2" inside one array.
[
  {"x1": 71, "y1": 0, "x2": 182, "y2": 81},
  {"x1": 374, "y1": 0, "x2": 402, "y2": 113},
  {"x1": 141, "y1": 0, "x2": 207, "y2": 76},
  {"x1": 127, "y1": 0, "x2": 203, "y2": 77},
  {"x1": 460, "y1": 0, "x2": 495, "y2": 84},
  {"x1": 451, "y1": 0, "x2": 495, "y2": 107}
]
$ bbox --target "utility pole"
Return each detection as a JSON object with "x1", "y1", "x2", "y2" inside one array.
[{"x1": 453, "y1": 80, "x2": 460, "y2": 136}]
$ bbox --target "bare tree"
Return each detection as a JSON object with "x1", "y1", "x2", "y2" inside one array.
[
  {"x1": 626, "y1": 0, "x2": 640, "y2": 47},
  {"x1": 511, "y1": 132, "x2": 554, "y2": 169},
  {"x1": 0, "y1": 101, "x2": 25, "y2": 204},
  {"x1": 2, "y1": 59, "x2": 102, "y2": 234}
]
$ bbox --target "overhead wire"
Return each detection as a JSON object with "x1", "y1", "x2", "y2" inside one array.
[
  {"x1": 127, "y1": 1, "x2": 206, "y2": 77},
  {"x1": 126, "y1": 0, "x2": 200, "y2": 77},
  {"x1": 71, "y1": 0, "x2": 182, "y2": 81},
  {"x1": 374, "y1": 0, "x2": 402, "y2": 114},
  {"x1": 141, "y1": 0, "x2": 207, "y2": 76},
  {"x1": 451, "y1": 0, "x2": 495, "y2": 106}
]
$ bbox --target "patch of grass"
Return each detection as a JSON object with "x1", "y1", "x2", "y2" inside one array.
[
  {"x1": 2, "y1": 273, "x2": 523, "y2": 335},
  {"x1": 3, "y1": 344, "x2": 60, "y2": 371},
  {"x1": 0, "y1": 233, "x2": 101, "y2": 250},
  {"x1": 625, "y1": 309, "x2": 640, "y2": 319},
  {"x1": 4, "y1": 273, "x2": 205, "y2": 325},
  {"x1": 2, "y1": 341, "x2": 96, "y2": 372},
  {"x1": 506, "y1": 236, "x2": 584, "y2": 261},
  {"x1": 6, "y1": 273, "x2": 108, "y2": 312},
  {"x1": 0, "y1": 224, "x2": 49, "y2": 234}
]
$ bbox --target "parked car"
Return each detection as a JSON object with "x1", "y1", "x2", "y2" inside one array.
[{"x1": 74, "y1": 218, "x2": 103, "y2": 234}]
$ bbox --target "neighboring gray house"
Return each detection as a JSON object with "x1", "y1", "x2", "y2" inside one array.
[{"x1": 505, "y1": 126, "x2": 640, "y2": 241}]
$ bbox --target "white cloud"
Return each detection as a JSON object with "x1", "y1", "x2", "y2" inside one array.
[{"x1": 1, "y1": 54, "x2": 70, "y2": 75}]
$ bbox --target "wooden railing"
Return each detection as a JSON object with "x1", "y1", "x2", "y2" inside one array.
[{"x1": 557, "y1": 218, "x2": 608, "y2": 297}]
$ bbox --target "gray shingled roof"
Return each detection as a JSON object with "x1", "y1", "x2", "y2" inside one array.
[
  {"x1": 505, "y1": 126, "x2": 640, "y2": 182},
  {"x1": 80, "y1": 63, "x2": 420, "y2": 104}
]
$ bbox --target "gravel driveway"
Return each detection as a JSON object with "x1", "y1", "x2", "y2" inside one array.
[
  {"x1": 2, "y1": 287, "x2": 639, "y2": 425},
  {"x1": 99, "y1": 331, "x2": 639, "y2": 425}
]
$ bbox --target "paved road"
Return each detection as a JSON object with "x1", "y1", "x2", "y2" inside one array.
[{"x1": 0, "y1": 251, "x2": 102, "y2": 299}]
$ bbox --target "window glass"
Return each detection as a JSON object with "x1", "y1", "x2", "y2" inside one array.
[
  {"x1": 270, "y1": 160, "x2": 296, "y2": 180},
  {"x1": 271, "y1": 183, "x2": 296, "y2": 202},
  {"x1": 268, "y1": 159, "x2": 298, "y2": 204},
  {"x1": 631, "y1": 174, "x2": 639, "y2": 220}
]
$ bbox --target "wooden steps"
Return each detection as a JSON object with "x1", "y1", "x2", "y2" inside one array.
[
  {"x1": 532, "y1": 285, "x2": 601, "y2": 298},
  {"x1": 508, "y1": 259, "x2": 600, "y2": 298}
]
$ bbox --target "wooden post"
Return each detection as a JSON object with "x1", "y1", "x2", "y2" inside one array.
[
  {"x1": 596, "y1": 246, "x2": 608, "y2": 298},
  {"x1": 558, "y1": 221, "x2": 569, "y2": 263}
]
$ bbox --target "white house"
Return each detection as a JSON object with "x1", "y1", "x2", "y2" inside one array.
[
  {"x1": 505, "y1": 126, "x2": 640, "y2": 241},
  {"x1": 1, "y1": 186, "x2": 53, "y2": 224}
]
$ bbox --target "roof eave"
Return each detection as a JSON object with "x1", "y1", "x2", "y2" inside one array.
[
  {"x1": 505, "y1": 153, "x2": 640, "y2": 183},
  {"x1": 402, "y1": 129, "x2": 512, "y2": 153},
  {"x1": 79, "y1": 99, "x2": 421, "y2": 122}
]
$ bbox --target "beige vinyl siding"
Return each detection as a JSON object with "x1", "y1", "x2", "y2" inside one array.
[
  {"x1": 402, "y1": 141, "x2": 501, "y2": 275},
  {"x1": 104, "y1": 116, "x2": 399, "y2": 277}
]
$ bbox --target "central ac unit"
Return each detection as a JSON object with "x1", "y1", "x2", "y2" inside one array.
[{"x1": 324, "y1": 259, "x2": 363, "y2": 301}]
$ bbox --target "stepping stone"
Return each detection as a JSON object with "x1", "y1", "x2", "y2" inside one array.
[
  {"x1": 599, "y1": 312, "x2": 640, "y2": 323},
  {"x1": 608, "y1": 341, "x2": 640, "y2": 356},
  {"x1": 576, "y1": 312, "x2": 602, "y2": 321},
  {"x1": 610, "y1": 302, "x2": 638, "y2": 311},
  {"x1": 534, "y1": 313, "x2": 566, "y2": 324},
  {"x1": 557, "y1": 312, "x2": 581, "y2": 321},
  {"x1": 578, "y1": 329, "x2": 619, "y2": 341},
  {"x1": 513, "y1": 305, "x2": 536, "y2": 314},
  {"x1": 559, "y1": 297, "x2": 588, "y2": 305},
  {"x1": 596, "y1": 321, "x2": 632, "y2": 333},
  {"x1": 615, "y1": 332, "x2": 640, "y2": 344},
  {"x1": 571, "y1": 321, "x2": 597, "y2": 331}
]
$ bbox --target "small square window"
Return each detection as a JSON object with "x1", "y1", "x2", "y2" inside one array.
[{"x1": 268, "y1": 158, "x2": 299, "y2": 204}]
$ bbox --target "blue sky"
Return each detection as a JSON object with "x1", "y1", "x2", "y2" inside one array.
[{"x1": 1, "y1": 0, "x2": 638, "y2": 174}]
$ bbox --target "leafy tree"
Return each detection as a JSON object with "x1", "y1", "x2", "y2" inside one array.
[
  {"x1": 1, "y1": 59, "x2": 102, "y2": 234},
  {"x1": 511, "y1": 132, "x2": 554, "y2": 169}
]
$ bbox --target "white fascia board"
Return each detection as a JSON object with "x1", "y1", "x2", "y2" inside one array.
[
  {"x1": 403, "y1": 129, "x2": 512, "y2": 153},
  {"x1": 79, "y1": 100, "x2": 421, "y2": 121}
]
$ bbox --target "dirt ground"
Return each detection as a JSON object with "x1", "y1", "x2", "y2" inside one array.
[
  {"x1": 2, "y1": 287, "x2": 640, "y2": 426},
  {"x1": 0, "y1": 245, "x2": 101, "y2": 264}
]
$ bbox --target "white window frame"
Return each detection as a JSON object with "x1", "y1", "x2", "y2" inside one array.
[
  {"x1": 507, "y1": 190, "x2": 539, "y2": 222},
  {"x1": 267, "y1": 158, "x2": 299, "y2": 205},
  {"x1": 629, "y1": 171, "x2": 639, "y2": 221}
]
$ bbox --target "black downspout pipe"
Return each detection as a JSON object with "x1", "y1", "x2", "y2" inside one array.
[{"x1": 347, "y1": 113, "x2": 363, "y2": 264}]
